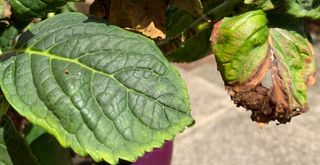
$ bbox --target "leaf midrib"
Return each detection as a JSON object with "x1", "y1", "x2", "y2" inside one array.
[{"x1": 22, "y1": 48, "x2": 187, "y2": 114}]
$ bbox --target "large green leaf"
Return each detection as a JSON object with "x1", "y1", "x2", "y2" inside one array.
[
  {"x1": 0, "y1": 12, "x2": 193, "y2": 164},
  {"x1": 286, "y1": 0, "x2": 320, "y2": 19},
  {"x1": 0, "y1": 116, "x2": 39, "y2": 165},
  {"x1": 211, "y1": 10, "x2": 269, "y2": 84},
  {"x1": 7, "y1": 0, "x2": 84, "y2": 19}
]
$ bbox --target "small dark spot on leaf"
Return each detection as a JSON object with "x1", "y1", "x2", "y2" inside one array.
[{"x1": 64, "y1": 69, "x2": 70, "y2": 75}]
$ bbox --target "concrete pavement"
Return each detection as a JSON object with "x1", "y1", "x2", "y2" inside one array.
[{"x1": 172, "y1": 54, "x2": 320, "y2": 165}]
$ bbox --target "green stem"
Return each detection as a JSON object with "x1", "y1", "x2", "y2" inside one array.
[{"x1": 157, "y1": 0, "x2": 242, "y2": 47}]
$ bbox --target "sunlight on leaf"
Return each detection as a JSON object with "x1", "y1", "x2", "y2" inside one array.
[{"x1": 0, "y1": 12, "x2": 193, "y2": 164}]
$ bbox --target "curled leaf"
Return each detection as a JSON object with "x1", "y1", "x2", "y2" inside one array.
[
  {"x1": 211, "y1": 10, "x2": 316, "y2": 123},
  {"x1": 211, "y1": 10, "x2": 269, "y2": 84},
  {"x1": 268, "y1": 28, "x2": 316, "y2": 119}
]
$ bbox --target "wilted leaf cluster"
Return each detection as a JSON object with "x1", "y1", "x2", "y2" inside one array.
[{"x1": 211, "y1": 8, "x2": 317, "y2": 123}]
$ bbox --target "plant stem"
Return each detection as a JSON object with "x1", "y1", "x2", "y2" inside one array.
[{"x1": 157, "y1": 0, "x2": 242, "y2": 47}]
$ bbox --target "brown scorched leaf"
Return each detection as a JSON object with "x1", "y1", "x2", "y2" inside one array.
[
  {"x1": 212, "y1": 10, "x2": 316, "y2": 124},
  {"x1": 106, "y1": 0, "x2": 167, "y2": 39},
  {"x1": 266, "y1": 28, "x2": 316, "y2": 122}
]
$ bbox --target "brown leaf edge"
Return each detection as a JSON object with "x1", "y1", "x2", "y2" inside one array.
[{"x1": 220, "y1": 35, "x2": 316, "y2": 124}]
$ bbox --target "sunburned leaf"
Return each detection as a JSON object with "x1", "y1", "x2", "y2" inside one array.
[
  {"x1": 211, "y1": 10, "x2": 269, "y2": 84},
  {"x1": 286, "y1": 0, "x2": 320, "y2": 19},
  {"x1": 268, "y1": 28, "x2": 316, "y2": 119},
  {"x1": 0, "y1": 116, "x2": 39, "y2": 165},
  {"x1": 0, "y1": 12, "x2": 193, "y2": 164},
  {"x1": 211, "y1": 10, "x2": 316, "y2": 124}
]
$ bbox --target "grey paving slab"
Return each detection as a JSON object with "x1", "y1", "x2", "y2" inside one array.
[
  {"x1": 176, "y1": 68, "x2": 233, "y2": 135},
  {"x1": 189, "y1": 63, "x2": 224, "y2": 88},
  {"x1": 173, "y1": 62, "x2": 320, "y2": 165},
  {"x1": 172, "y1": 106, "x2": 320, "y2": 165},
  {"x1": 176, "y1": 55, "x2": 224, "y2": 87}
]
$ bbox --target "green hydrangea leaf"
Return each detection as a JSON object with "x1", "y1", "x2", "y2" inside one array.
[
  {"x1": 30, "y1": 133, "x2": 72, "y2": 165},
  {"x1": 0, "y1": 116, "x2": 39, "y2": 165},
  {"x1": 7, "y1": 0, "x2": 84, "y2": 20},
  {"x1": 0, "y1": 23, "x2": 18, "y2": 52},
  {"x1": 165, "y1": 6, "x2": 195, "y2": 38},
  {"x1": 0, "y1": 118, "x2": 12, "y2": 165},
  {"x1": 25, "y1": 125, "x2": 46, "y2": 145},
  {"x1": 269, "y1": 27, "x2": 316, "y2": 112},
  {"x1": 164, "y1": 25, "x2": 212, "y2": 62},
  {"x1": 286, "y1": 0, "x2": 320, "y2": 19},
  {"x1": 211, "y1": 10, "x2": 269, "y2": 84},
  {"x1": 170, "y1": 0, "x2": 203, "y2": 16},
  {"x1": 159, "y1": 6, "x2": 210, "y2": 62},
  {"x1": 0, "y1": 95, "x2": 9, "y2": 120},
  {"x1": 59, "y1": 2, "x2": 80, "y2": 13},
  {"x1": 160, "y1": 6, "x2": 211, "y2": 62},
  {"x1": 244, "y1": 0, "x2": 275, "y2": 10},
  {"x1": 0, "y1": 12, "x2": 193, "y2": 164}
]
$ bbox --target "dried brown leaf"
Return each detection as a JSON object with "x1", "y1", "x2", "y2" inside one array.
[{"x1": 107, "y1": 0, "x2": 167, "y2": 39}]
